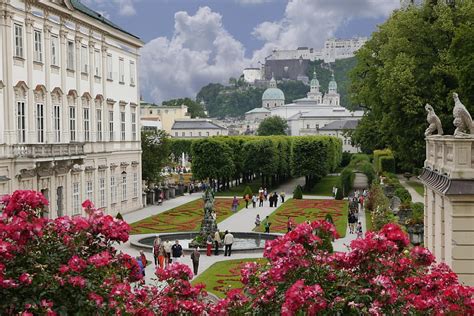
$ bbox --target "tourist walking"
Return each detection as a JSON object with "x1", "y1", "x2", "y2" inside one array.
[
  {"x1": 264, "y1": 188, "x2": 268, "y2": 201},
  {"x1": 140, "y1": 251, "x2": 147, "y2": 271},
  {"x1": 153, "y1": 235, "x2": 161, "y2": 266},
  {"x1": 164, "y1": 240, "x2": 172, "y2": 265},
  {"x1": 171, "y1": 240, "x2": 183, "y2": 263},
  {"x1": 206, "y1": 234, "x2": 213, "y2": 256},
  {"x1": 280, "y1": 191, "x2": 285, "y2": 203},
  {"x1": 252, "y1": 194, "x2": 257, "y2": 208},
  {"x1": 255, "y1": 214, "x2": 261, "y2": 227},
  {"x1": 136, "y1": 256, "x2": 145, "y2": 277},
  {"x1": 356, "y1": 222, "x2": 363, "y2": 239},
  {"x1": 214, "y1": 230, "x2": 221, "y2": 255},
  {"x1": 274, "y1": 192, "x2": 279, "y2": 208},
  {"x1": 244, "y1": 193, "x2": 250, "y2": 208},
  {"x1": 269, "y1": 193, "x2": 274, "y2": 207},
  {"x1": 191, "y1": 247, "x2": 201, "y2": 276},
  {"x1": 224, "y1": 230, "x2": 234, "y2": 257},
  {"x1": 158, "y1": 242, "x2": 166, "y2": 268},
  {"x1": 231, "y1": 196, "x2": 239, "y2": 212},
  {"x1": 258, "y1": 187, "x2": 264, "y2": 207}
]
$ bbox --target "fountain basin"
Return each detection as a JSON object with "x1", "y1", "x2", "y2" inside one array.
[{"x1": 131, "y1": 232, "x2": 282, "y2": 254}]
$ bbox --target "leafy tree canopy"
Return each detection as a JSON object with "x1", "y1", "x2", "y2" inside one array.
[
  {"x1": 162, "y1": 98, "x2": 206, "y2": 118},
  {"x1": 257, "y1": 116, "x2": 289, "y2": 136},
  {"x1": 141, "y1": 130, "x2": 170, "y2": 182},
  {"x1": 350, "y1": 1, "x2": 474, "y2": 171}
]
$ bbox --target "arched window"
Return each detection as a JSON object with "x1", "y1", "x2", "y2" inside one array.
[
  {"x1": 14, "y1": 81, "x2": 28, "y2": 143},
  {"x1": 95, "y1": 95, "x2": 104, "y2": 142},
  {"x1": 67, "y1": 90, "x2": 78, "y2": 142},
  {"x1": 51, "y1": 87, "x2": 63, "y2": 143},
  {"x1": 82, "y1": 93, "x2": 92, "y2": 142},
  {"x1": 34, "y1": 85, "x2": 47, "y2": 143}
]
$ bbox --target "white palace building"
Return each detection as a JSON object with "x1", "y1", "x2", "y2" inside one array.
[{"x1": 0, "y1": 0, "x2": 144, "y2": 217}]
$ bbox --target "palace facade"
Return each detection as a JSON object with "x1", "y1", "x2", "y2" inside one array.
[{"x1": 0, "y1": 0, "x2": 143, "y2": 217}]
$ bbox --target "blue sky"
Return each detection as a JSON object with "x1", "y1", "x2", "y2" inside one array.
[{"x1": 83, "y1": 0, "x2": 399, "y2": 102}]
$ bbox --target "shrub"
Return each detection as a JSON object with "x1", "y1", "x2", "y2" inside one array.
[
  {"x1": 340, "y1": 152, "x2": 352, "y2": 167},
  {"x1": 380, "y1": 156, "x2": 396, "y2": 173},
  {"x1": 335, "y1": 186, "x2": 344, "y2": 200},
  {"x1": 340, "y1": 168, "x2": 354, "y2": 196},
  {"x1": 373, "y1": 149, "x2": 393, "y2": 173},
  {"x1": 293, "y1": 185, "x2": 303, "y2": 199},
  {"x1": 324, "y1": 213, "x2": 334, "y2": 224},
  {"x1": 116, "y1": 212, "x2": 124, "y2": 220},
  {"x1": 395, "y1": 187, "x2": 412, "y2": 204},
  {"x1": 243, "y1": 186, "x2": 253, "y2": 198}
]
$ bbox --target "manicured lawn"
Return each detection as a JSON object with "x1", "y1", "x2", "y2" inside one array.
[
  {"x1": 215, "y1": 178, "x2": 276, "y2": 197},
  {"x1": 307, "y1": 175, "x2": 340, "y2": 196},
  {"x1": 130, "y1": 199, "x2": 243, "y2": 234},
  {"x1": 192, "y1": 258, "x2": 267, "y2": 298},
  {"x1": 253, "y1": 199, "x2": 348, "y2": 238},
  {"x1": 407, "y1": 180, "x2": 424, "y2": 197}
]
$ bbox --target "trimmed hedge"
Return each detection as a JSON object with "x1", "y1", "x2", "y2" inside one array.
[
  {"x1": 394, "y1": 187, "x2": 412, "y2": 204},
  {"x1": 373, "y1": 149, "x2": 394, "y2": 173},
  {"x1": 380, "y1": 156, "x2": 396, "y2": 174},
  {"x1": 293, "y1": 185, "x2": 303, "y2": 199},
  {"x1": 335, "y1": 186, "x2": 343, "y2": 200},
  {"x1": 340, "y1": 168, "x2": 355, "y2": 196},
  {"x1": 243, "y1": 186, "x2": 252, "y2": 198}
]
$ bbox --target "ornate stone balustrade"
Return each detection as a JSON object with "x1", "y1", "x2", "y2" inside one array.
[
  {"x1": 11, "y1": 143, "x2": 85, "y2": 159},
  {"x1": 425, "y1": 135, "x2": 474, "y2": 179}
]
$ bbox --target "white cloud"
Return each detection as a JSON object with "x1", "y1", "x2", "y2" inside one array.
[
  {"x1": 234, "y1": 0, "x2": 274, "y2": 4},
  {"x1": 140, "y1": 7, "x2": 249, "y2": 103},
  {"x1": 251, "y1": 0, "x2": 399, "y2": 63},
  {"x1": 82, "y1": 0, "x2": 137, "y2": 17}
]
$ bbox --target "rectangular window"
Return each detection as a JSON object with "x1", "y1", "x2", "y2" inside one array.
[
  {"x1": 107, "y1": 54, "x2": 112, "y2": 80},
  {"x1": 96, "y1": 109, "x2": 102, "y2": 141},
  {"x1": 17, "y1": 101, "x2": 26, "y2": 143},
  {"x1": 36, "y1": 103, "x2": 44, "y2": 143},
  {"x1": 34, "y1": 30, "x2": 42, "y2": 62},
  {"x1": 122, "y1": 174, "x2": 127, "y2": 201},
  {"x1": 175, "y1": 132, "x2": 178, "y2": 137},
  {"x1": 109, "y1": 110, "x2": 114, "y2": 141},
  {"x1": 99, "y1": 175, "x2": 106, "y2": 208},
  {"x1": 129, "y1": 61, "x2": 135, "y2": 85},
  {"x1": 51, "y1": 35, "x2": 59, "y2": 66},
  {"x1": 110, "y1": 176, "x2": 116, "y2": 203},
  {"x1": 14, "y1": 24, "x2": 23, "y2": 58},
  {"x1": 67, "y1": 41, "x2": 74, "y2": 70},
  {"x1": 81, "y1": 45, "x2": 88, "y2": 73},
  {"x1": 53, "y1": 105, "x2": 61, "y2": 142},
  {"x1": 131, "y1": 112, "x2": 136, "y2": 141},
  {"x1": 119, "y1": 58, "x2": 124, "y2": 83},
  {"x1": 72, "y1": 182, "x2": 80, "y2": 215},
  {"x1": 94, "y1": 49, "x2": 101, "y2": 77},
  {"x1": 69, "y1": 106, "x2": 76, "y2": 141},
  {"x1": 121, "y1": 111, "x2": 126, "y2": 141},
  {"x1": 83, "y1": 107, "x2": 90, "y2": 142},
  {"x1": 133, "y1": 173, "x2": 138, "y2": 198},
  {"x1": 85, "y1": 180, "x2": 93, "y2": 201}
]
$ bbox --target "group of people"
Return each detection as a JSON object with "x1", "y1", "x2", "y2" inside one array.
[
  {"x1": 152, "y1": 237, "x2": 186, "y2": 268},
  {"x1": 348, "y1": 189, "x2": 367, "y2": 238},
  {"x1": 211, "y1": 230, "x2": 234, "y2": 257}
]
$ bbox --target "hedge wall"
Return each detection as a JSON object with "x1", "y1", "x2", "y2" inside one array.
[{"x1": 373, "y1": 149, "x2": 394, "y2": 173}]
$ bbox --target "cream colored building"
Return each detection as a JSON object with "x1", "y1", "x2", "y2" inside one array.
[
  {"x1": 140, "y1": 101, "x2": 189, "y2": 134},
  {"x1": 171, "y1": 119, "x2": 228, "y2": 138},
  {"x1": 0, "y1": 0, "x2": 143, "y2": 217},
  {"x1": 420, "y1": 136, "x2": 474, "y2": 286}
]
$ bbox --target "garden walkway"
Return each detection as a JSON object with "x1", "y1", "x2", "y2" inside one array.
[
  {"x1": 397, "y1": 176, "x2": 424, "y2": 204},
  {"x1": 118, "y1": 176, "x2": 363, "y2": 283}
]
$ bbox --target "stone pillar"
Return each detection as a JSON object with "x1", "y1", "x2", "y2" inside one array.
[{"x1": 420, "y1": 136, "x2": 474, "y2": 286}]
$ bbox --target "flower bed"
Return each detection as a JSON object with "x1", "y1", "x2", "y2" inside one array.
[
  {"x1": 130, "y1": 198, "x2": 243, "y2": 234},
  {"x1": 192, "y1": 258, "x2": 267, "y2": 298},
  {"x1": 253, "y1": 199, "x2": 348, "y2": 237}
]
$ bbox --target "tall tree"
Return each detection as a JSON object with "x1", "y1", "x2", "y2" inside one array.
[
  {"x1": 141, "y1": 130, "x2": 170, "y2": 182},
  {"x1": 162, "y1": 98, "x2": 206, "y2": 118},
  {"x1": 350, "y1": 1, "x2": 474, "y2": 171},
  {"x1": 257, "y1": 116, "x2": 289, "y2": 136}
]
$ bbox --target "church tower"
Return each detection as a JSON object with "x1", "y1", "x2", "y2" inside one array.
[
  {"x1": 306, "y1": 69, "x2": 323, "y2": 104},
  {"x1": 323, "y1": 72, "x2": 340, "y2": 106}
]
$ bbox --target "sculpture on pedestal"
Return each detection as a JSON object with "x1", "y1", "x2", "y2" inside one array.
[
  {"x1": 189, "y1": 188, "x2": 218, "y2": 248},
  {"x1": 452, "y1": 92, "x2": 473, "y2": 137},
  {"x1": 424, "y1": 104, "x2": 443, "y2": 136}
]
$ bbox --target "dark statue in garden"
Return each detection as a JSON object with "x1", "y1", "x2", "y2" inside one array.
[{"x1": 190, "y1": 188, "x2": 218, "y2": 248}]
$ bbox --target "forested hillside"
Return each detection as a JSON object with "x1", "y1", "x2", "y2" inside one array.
[{"x1": 196, "y1": 57, "x2": 357, "y2": 118}]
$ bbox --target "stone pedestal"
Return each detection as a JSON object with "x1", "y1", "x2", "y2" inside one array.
[{"x1": 420, "y1": 136, "x2": 474, "y2": 286}]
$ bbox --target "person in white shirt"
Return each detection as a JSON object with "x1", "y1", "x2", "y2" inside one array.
[
  {"x1": 163, "y1": 240, "x2": 172, "y2": 266},
  {"x1": 224, "y1": 230, "x2": 234, "y2": 257},
  {"x1": 214, "y1": 230, "x2": 221, "y2": 255}
]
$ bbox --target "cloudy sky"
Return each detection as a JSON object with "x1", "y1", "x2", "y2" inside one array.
[{"x1": 82, "y1": 0, "x2": 400, "y2": 103}]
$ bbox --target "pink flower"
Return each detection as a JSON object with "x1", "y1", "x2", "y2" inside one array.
[
  {"x1": 88, "y1": 292, "x2": 104, "y2": 306},
  {"x1": 87, "y1": 251, "x2": 112, "y2": 268},
  {"x1": 68, "y1": 255, "x2": 87, "y2": 273},
  {"x1": 19, "y1": 273, "x2": 32, "y2": 285},
  {"x1": 67, "y1": 276, "x2": 86, "y2": 288}
]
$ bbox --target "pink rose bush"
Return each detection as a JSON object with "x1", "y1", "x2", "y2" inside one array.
[{"x1": 1, "y1": 190, "x2": 473, "y2": 315}]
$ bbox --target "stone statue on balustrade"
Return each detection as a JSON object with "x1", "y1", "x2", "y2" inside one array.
[
  {"x1": 424, "y1": 103, "x2": 443, "y2": 136},
  {"x1": 452, "y1": 92, "x2": 474, "y2": 137}
]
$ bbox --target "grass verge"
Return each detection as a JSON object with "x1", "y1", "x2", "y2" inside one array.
[
  {"x1": 306, "y1": 175, "x2": 340, "y2": 196},
  {"x1": 407, "y1": 180, "x2": 424, "y2": 197}
]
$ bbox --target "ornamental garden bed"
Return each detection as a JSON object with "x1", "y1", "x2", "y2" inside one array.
[
  {"x1": 253, "y1": 199, "x2": 348, "y2": 237},
  {"x1": 192, "y1": 258, "x2": 267, "y2": 298},
  {"x1": 130, "y1": 199, "x2": 243, "y2": 234}
]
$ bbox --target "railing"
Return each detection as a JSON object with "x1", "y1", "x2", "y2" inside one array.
[{"x1": 12, "y1": 143, "x2": 85, "y2": 159}]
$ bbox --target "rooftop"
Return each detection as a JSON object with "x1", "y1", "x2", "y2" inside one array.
[
  {"x1": 320, "y1": 120, "x2": 359, "y2": 130},
  {"x1": 246, "y1": 108, "x2": 271, "y2": 114},
  {"x1": 172, "y1": 119, "x2": 226, "y2": 130}
]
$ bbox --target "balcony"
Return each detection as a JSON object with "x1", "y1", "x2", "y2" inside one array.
[{"x1": 11, "y1": 143, "x2": 85, "y2": 159}]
